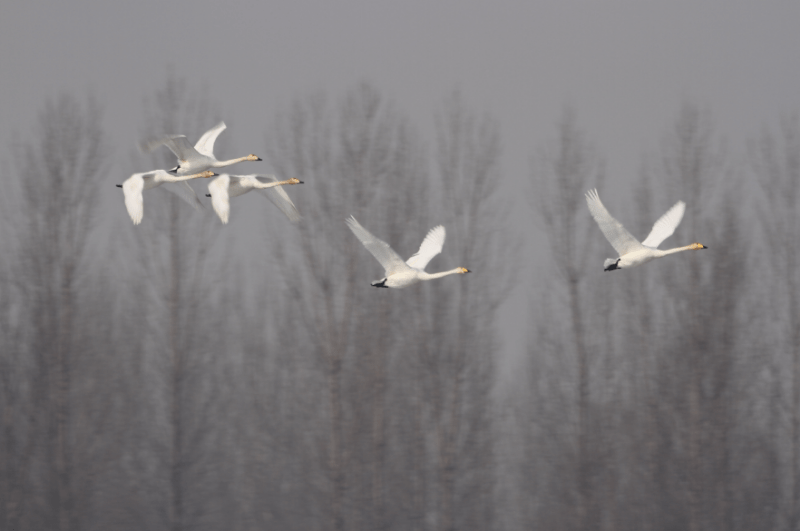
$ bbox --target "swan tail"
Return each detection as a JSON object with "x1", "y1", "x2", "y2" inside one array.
[{"x1": 604, "y1": 258, "x2": 620, "y2": 271}]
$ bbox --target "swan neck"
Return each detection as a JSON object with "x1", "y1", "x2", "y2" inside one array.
[
  {"x1": 167, "y1": 172, "x2": 204, "y2": 182},
  {"x1": 420, "y1": 268, "x2": 463, "y2": 280},
  {"x1": 255, "y1": 179, "x2": 293, "y2": 189},
  {"x1": 214, "y1": 156, "x2": 250, "y2": 167},
  {"x1": 660, "y1": 244, "x2": 695, "y2": 256}
]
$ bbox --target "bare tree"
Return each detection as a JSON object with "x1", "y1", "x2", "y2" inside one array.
[
  {"x1": 1, "y1": 94, "x2": 108, "y2": 531},
  {"x1": 122, "y1": 74, "x2": 231, "y2": 531},
  {"x1": 526, "y1": 107, "x2": 605, "y2": 531},
  {"x1": 751, "y1": 115, "x2": 800, "y2": 531}
]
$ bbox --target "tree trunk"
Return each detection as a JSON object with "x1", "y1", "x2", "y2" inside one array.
[{"x1": 169, "y1": 196, "x2": 184, "y2": 531}]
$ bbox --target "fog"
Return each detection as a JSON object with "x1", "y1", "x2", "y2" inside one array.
[{"x1": 2, "y1": 2, "x2": 799, "y2": 530}]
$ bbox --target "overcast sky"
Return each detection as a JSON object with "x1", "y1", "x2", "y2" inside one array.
[{"x1": 3, "y1": 0, "x2": 799, "y2": 373}]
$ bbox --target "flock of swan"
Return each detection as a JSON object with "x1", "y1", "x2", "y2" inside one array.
[{"x1": 117, "y1": 122, "x2": 707, "y2": 287}]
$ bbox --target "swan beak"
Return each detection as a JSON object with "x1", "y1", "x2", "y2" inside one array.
[
  {"x1": 299, "y1": 180, "x2": 305, "y2": 184},
  {"x1": 205, "y1": 194, "x2": 212, "y2": 197},
  {"x1": 115, "y1": 184, "x2": 122, "y2": 188},
  {"x1": 256, "y1": 157, "x2": 263, "y2": 161},
  {"x1": 463, "y1": 268, "x2": 471, "y2": 274},
  {"x1": 701, "y1": 245, "x2": 709, "y2": 249}
]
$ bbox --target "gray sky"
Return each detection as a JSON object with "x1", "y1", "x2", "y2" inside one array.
[{"x1": 3, "y1": 0, "x2": 799, "y2": 375}]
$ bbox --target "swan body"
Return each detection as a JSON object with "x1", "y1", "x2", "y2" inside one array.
[
  {"x1": 585, "y1": 188, "x2": 707, "y2": 271},
  {"x1": 141, "y1": 121, "x2": 262, "y2": 176},
  {"x1": 345, "y1": 215, "x2": 470, "y2": 288},
  {"x1": 116, "y1": 170, "x2": 216, "y2": 225},
  {"x1": 206, "y1": 174, "x2": 304, "y2": 224}
]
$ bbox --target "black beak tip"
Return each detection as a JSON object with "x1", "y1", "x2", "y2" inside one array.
[
  {"x1": 465, "y1": 269, "x2": 471, "y2": 273},
  {"x1": 256, "y1": 157, "x2": 263, "y2": 161},
  {"x1": 703, "y1": 245, "x2": 709, "y2": 249},
  {"x1": 299, "y1": 180, "x2": 305, "y2": 184},
  {"x1": 205, "y1": 194, "x2": 211, "y2": 197},
  {"x1": 115, "y1": 184, "x2": 122, "y2": 188}
]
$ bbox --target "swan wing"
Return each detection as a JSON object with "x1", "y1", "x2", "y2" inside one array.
[
  {"x1": 585, "y1": 189, "x2": 643, "y2": 256},
  {"x1": 256, "y1": 186, "x2": 301, "y2": 224},
  {"x1": 346, "y1": 216, "x2": 408, "y2": 275},
  {"x1": 193, "y1": 121, "x2": 226, "y2": 157},
  {"x1": 162, "y1": 182, "x2": 204, "y2": 210},
  {"x1": 122, "y1": 174, "x2": 145, "y2": 225},
  {"x1": 141, "y1": 134, "x2": 198, "y2": 160},
  {"x1": 207, "y1": 174, "x2": 231, "y2": 224},
  {"x1": 406, "y1": 225, "x2": 446, "y2": 270},
  {"x1": 254, "y1": 175, "x2": 280, "y2": 186},
  {"x1": 640, "y1": 200, "x2": 685, "y2": 249}
]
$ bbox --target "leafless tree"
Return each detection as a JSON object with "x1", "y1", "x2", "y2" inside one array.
[
  {"x1": 525, "y1": 107, "x2": 606, "y2": 531},
  {"x1": 751, "y1": 115, "x2": 800, "y2": 531},
  {"x1": 123, "y1": 74, "x2": 231, "y2": 531},
  {"x1": 1, "y1": 94, "x2": 108, "y2": 531},
  {"x1": 257, "y1": 85, "x2": 505, "y2": 531}
]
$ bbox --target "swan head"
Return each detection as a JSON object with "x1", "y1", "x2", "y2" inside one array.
[
  {"x1": 459, "y1": 267, "x2": 471, "y2": 274},
  {"x1": 691, "y1": 243, "x2": 708, "y2": 250},
  {"x1": 287, "y1": 177, "x2": 304, "y2": 184},
  {"x1": 199, "y1": 171, "x2": 217, "y2": 178},
  {"x1": 246, "y1": 154, "x2": 262, "y2": 162}
]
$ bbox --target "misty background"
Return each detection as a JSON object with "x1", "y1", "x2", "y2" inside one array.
[{"x1": 2, "y1": 1, "x2": 799, "y2": 530}]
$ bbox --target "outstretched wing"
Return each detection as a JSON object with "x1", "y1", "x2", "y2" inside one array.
[
  {"x1": 122, "y1": 174, "x2": 145, "y2": 225},
  {"x1": 585, "y1": 189, "x2": 643, "y2": 256},
  {"x1": 405, "y1": 225, "x2": 446, "y2": 270},
  {"x1": 194, "y1": 121, "x2": 226, "y2": 157},
  {"x1": 141, "y1": 134, "x2": 197, "y2": 160},
  {"x1": 254, "y1": 176, "x2": 301, "y2": 223},
  {"x1": 162, "y1": 182, "x2": 204, "y2": 210},
  {"x1": 207, "y1": 174, "x2": 231, "y2": 224},
  {"x1": 640, "y1": 200, "x2": 685, "y2": 249},
  {"x1": 346, "y1": 216, "x2": 408, "y2": 275}
]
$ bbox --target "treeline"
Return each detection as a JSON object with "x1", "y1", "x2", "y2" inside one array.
[{"x1": 0, "y1": 80, "x2": 797, "y2": 531}]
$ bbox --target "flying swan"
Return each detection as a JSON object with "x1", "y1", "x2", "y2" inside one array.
[
  {"x1": 585, "y1": 188, "x2": 707, "y2": 271},
  {"x1": 116, "y1": 170, "x2": 217, "y2": 225},
  {"x1": 141, "y1": 121, "x2": 261, "y2": 176},
  {"x1": 205, "y1": 174, "x2": 304, "y2": 224},
  {"x1": 345, "y1": 215, "x2": 470, "y2": 288}
]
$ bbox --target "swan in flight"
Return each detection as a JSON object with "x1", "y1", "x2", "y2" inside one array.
[
  {"x1": 345, "y1": 215, "x2": 470, "y2": 288},
  {"x1": 585, "y1": 188, "x2": 707, "y2": 271},
  {"x1": 205, "y1": 174, "x2": 304, "y2": 224},
  {"x1": 141, "y1": 121, "x2": 261, "y2": 176},
  {"x1": 116, "y1": 170, "x2": 217, "y2": 225}
]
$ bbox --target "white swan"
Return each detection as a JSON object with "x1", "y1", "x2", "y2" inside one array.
[
  {"x1": 345, "y1": 215, "x2": 470, "y2": 288},
  {"x1": 585, "y1": 188, "x2": 707, "y2": 271},
  {"x1": 141, "y1": 121, "x2": 261, "y2": 176},
  {"x1": 205, "y1": 174, "x2": 304, "y2": 224},
  {"x1": 116, "y1": 170, "x2": 217, "y2": 225}
]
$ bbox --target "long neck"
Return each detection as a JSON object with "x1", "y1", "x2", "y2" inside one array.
[
  {"x1": 254, "y1": 178, "x2": 296, "y2": 189},
  {"x1": 419, "y1": 268, "x2": 464, "y2": 281},
  {"x1": 165, "y1": 171, "x2": 207, "y2": 183},
  {"x1": 213, "y1": 156, "x2": 251, "y2": 167},
  {"x1": 659, "y1": 244, "x2": 696, "y2": 257}
]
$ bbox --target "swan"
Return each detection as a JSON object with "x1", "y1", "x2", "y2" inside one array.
[
  {"x1": 141, "y1": 121, "x2": 262, "y2": 176},
  {"x1": 345, "y1": 215, "x2": 470, "y2": 288},
  {"x1": 585, "y1": 188, "x2": 707, "y2": 271},
  {"x1": 205, "y1": 174, "x2": 304, "y2": 224},
  {"x1": 116, "y1": 170, "x2": 217, "y2": 225}
]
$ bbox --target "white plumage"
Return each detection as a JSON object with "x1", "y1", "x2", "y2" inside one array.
[
  {"x1": 141, "y1": 121, "x2": 262, "y2": 176},
  {"x1": 585, "y1": 188, "x2": 707, "y2": 271},
  {"x1": 206, "y1": 174, "x2": 303, "y2": 224},
  {"x1": 117, "y1": 170, "x2": 216, "y2": 225},
  {"x1": 346, "y1": 216, "x2": 470, "y2": 288}
]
